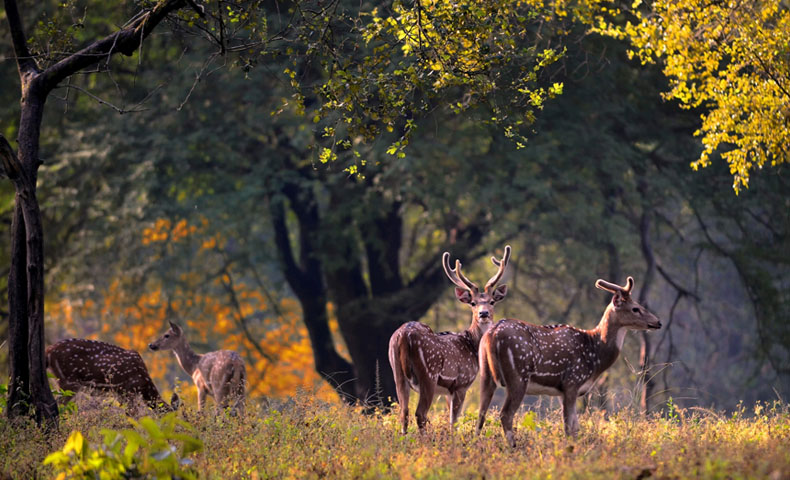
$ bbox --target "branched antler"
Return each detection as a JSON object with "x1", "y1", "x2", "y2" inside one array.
[
  {"x1": 485, "y1": 245, "x2": 511, "y2": 292},
  {"x1": 442, "y1": 252, "x2": 478, "y2": 292}
]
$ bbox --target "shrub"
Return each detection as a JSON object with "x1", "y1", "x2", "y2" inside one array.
[{"x1": 44, "y1": 412, "x2": 202, "y2": 479}]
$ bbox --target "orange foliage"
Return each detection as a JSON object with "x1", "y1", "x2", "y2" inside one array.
[{"x1": 46, "y1": 217, "x2": 347, "y2": 405}]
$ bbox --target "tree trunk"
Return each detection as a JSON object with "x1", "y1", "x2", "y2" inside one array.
[
  {"x1": 6, "y1": 204, "x2": 30, "y2": 419},
  {"x1": 637, "y1": 209, "x2": 657, "y2": 414},
  {"x1": 269, "y1": 184, "x2": 358, "y2": 402},
  {"x1": 2, "y1": 76, "x2": 59, "y2": 424},
  {"x1": 333, "y1": 298, "x2": 401, "y2": 405},
  {"x1": 3, "y1": 0, "x2": 196, "y2": 424},
  {"x1": 270, "y1": 169, "x2": 488, "y2": 405}
]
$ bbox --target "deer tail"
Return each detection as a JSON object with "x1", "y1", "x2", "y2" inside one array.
[
  {"x1": 388, "y1": 326, "x2": 412, "y2": 408},
  {"x1": 481, "y1": 329, "x2": 503, "y2": 386},
  {"x1": 226, "y1": 360, "x2": 246, "y2": 415},
  {"x1": 231, "y1": 362, "x2": 245, "y2": 394}
]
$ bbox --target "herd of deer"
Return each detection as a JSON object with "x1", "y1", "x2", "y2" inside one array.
[
  {"x1": 46, "y1": 321, "x2": 246, "y2": 416},
  {"x1": 44, "y1": 245, "x2": 659, "y2": 446},
  {"x1": 389, "y1": 245, "x2": 661, "y2": 446}
]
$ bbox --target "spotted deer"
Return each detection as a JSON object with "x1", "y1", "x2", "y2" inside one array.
[
  {"x1": 477, "y1": 276, "x2": 661, "y2": 446},
  {"x1": 388, "y1": 246, "x2": 511, "y2": 433},
  {"x1": 148, "y1": 321, "x2": 246, "y2": 416},
  {"x1": 46, "y1": 338, "x2": 180, "y2": 412}
]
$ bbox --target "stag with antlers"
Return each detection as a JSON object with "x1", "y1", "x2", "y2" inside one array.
[
  {"x1": 46, "y1": 338, "x2": 180, "y2": 413},
  {"x1": 477, "y1": 276, "x2": 661, "y2": 446},
  {"x1": 388, "y1": 246, "x2": 511, "y2": 433},
  {"x1": 149, "y1": 321, "x2": 246, "y2": 416}
]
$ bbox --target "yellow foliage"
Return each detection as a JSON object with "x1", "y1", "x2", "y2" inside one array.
[{"x1": 595, "y1": 0, "x2": 790, "y2": 192}]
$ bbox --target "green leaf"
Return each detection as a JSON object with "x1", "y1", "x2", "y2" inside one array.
[
  {"x1": 43, "y1": 451, "x2": 69, "y2": 466},
  {"x1": 520, "y1": 411, "x2": 537, "y2": 431}
]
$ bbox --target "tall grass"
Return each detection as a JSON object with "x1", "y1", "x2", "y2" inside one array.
[{"x1": 2, "y1": 393, "x2": 788, "y2": 479}]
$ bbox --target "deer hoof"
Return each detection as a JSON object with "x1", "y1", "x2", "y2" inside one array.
[{"x1": 505, "y1": 430, "x2": 516, "y2": 448}]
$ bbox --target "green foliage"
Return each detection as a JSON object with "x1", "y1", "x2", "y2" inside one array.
[
  {"x1": 48, "y1": 373, "x2": 78, "y2": 415},
  {"x1": 276, "y1": 0, "x2": 581, "y2": 169},
  {"x1": 0, "y1": 382, "x2": 7, "y2": 415},
  {"x1": 43, "y1": 413, "x2": 203, "y2": 479},
  {"x1": 665, "y1": 396, "x2": 679, "y2": 424}
]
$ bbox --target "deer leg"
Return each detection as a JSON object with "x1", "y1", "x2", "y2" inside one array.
[
  {"x1": 215, "y1": 391, "x2": 226, "y2": 414},
  {"x1": 476, "y1": 365, "x2": 496, "y2": 434},
  {"x1": 415, "y1": 383, "x2": 435, "y2": 432},
  {"x1": 562, "y1": 389, "x2": 580, "y2": 437},
  {"x1": 197, "y1": 387, "x2": 207, "y2": 411},
  {"x1": 392, "y1": 371, "x2": 411, "y2": 434},
  {"x1": 450, "y1": 389, "x2": 466, "y2": 428},
  {"x1": 500, "y1": 379, "x2": 527, "y2": 448},
  {"x1": 229, "y1": 384, "x2": 245, "y2": 417}
]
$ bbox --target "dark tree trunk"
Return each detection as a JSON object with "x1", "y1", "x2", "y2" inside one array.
[
  {"x1": 3, "y1": 0, "x2": 196, "y2": 425},
  {"x1": 637, "y1": 200, "x2": 657, "y2": 415},
  {"x1": 2, "y1": 75, "x2": 59, "y2": 424},
  {"x1": 333, "y1": 299, "x2": 402, "y2": 405},
  {"x1": 269, "y1": 183, "x2": 357, "y2": 402},
  {"x1": 269, "y1": 169, "x2": 488, "y2": 405},
  {"x1": 7, "y1": 204, "x2": 31, "y2": 418}
]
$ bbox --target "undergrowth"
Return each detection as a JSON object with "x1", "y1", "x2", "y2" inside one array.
[{"x1": 1, "y1": 393, "x2": 788, "y2": 479}]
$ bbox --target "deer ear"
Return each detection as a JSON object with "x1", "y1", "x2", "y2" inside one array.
[
  {"x1": 613, "y1": 292, "x2": 627, "y2": 308},
  {"x1": 492, "y1": 284, "x2": 508, "y2": 302},
  {"x1": 455, "y1": 287, "x2": 473, "y2": 304},
  {"x1": 169, "y1": 321, "x2": 182, "y2": 334}
]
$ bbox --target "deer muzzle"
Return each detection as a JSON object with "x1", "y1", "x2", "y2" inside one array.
[{"x1": 647, "y1": 320, "x2": 662, "y2": 329}]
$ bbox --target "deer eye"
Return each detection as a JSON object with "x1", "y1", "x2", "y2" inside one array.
[
  {"x1": 164, "y1": 334, "x2": 170, "y2": 338},
  {"x1": 470, "y1": 301, "x2": 476, "y2": 306},
  {"x1": 632, "y1": 307, "x2": 640, "y2": 313},
  {"x1": 489, "y1": 301, "x2": 495, "y2": 305}
]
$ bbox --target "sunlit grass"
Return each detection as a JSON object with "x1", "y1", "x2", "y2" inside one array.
[{"x1": 2, "y1": 393, "x2": 788, "y2": 478}]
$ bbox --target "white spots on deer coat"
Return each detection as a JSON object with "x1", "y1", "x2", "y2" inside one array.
[
  {"x1": 149, "y1": 324, "x2": 246, "y2": 415},
  {"x1": 46, "y1": 338, "x2": 169, "y2": 410},
  {"x1": 395, "y1": 322, "x2": 480, "y2": 392}
]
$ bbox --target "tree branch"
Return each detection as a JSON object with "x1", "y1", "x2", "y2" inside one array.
[
  {"x1": 0, "y1": 135, "x2": 22, "y2": 180},
  {"x1": 40, "y1": 0, "x2": 189, "y2": 94},
  {"x1": 3, "y1": 0, "x2": 39, "y2": 76}
]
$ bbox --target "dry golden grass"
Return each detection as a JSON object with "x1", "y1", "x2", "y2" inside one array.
[{"x1": 2, "y1": 393, "x2": 788, "y2": 479}]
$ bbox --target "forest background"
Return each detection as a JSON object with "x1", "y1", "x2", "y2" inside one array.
[{"x1": 1, "y1": 0, "x2": 788, "y2": 419}]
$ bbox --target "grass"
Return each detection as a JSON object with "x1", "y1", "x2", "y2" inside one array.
[{"x1": 1, "y1": 393, "x2": 789, "y2": 479}]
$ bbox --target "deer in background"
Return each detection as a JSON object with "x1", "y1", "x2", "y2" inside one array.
[
  {"x1": 388, "y1": 245, "x2": 511, "y2": 433},
  {"x1": 477, "y1": 276, "x2": 661, "y2": 446},
  {"x1": 46, "y1": 338, "x2": 180, "y2": 413},
  {"x1": 149, "y1": 321, "x2": 246, "y2": 416}
]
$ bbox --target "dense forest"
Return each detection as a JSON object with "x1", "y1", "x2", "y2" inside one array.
[{"x1": 1, "y1": 0, "x2": 788, "y2": 427}]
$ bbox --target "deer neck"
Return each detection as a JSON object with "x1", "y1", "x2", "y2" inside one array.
[
  {"x1": 172, "y1": 340, "x2": 202, "y2": 376},
  {"x1": 591, "y1": 306, "x2": 627, "y2": 371},
  {"x1": 464, "y1": 317, "x2": 486, "y2": 350}
]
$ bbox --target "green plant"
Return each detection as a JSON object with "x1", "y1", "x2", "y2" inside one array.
[
  {"x1": 666, "y1": 396, "x2": 680, "y2": 424},
  {"x1": 0, "y1": 382, "x2": 7, "y2": 415},
  {"x1": 43, "y1": 412, "x2": 202, "y2": 479}
]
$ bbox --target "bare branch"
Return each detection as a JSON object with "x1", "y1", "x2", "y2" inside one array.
[
  {"x1": 177, "y1": 53, "x2": 224, "y2": 111},
  {"x1": 0, "y1": 135, "x2": 22, "y2": 180},
  {"x1": 3, "y1": 0, "x2": 39, "y2": 75},
  {"x1": 40, "y1": 0, "x2": 190, "y2": 94},
  {"x1": 55, "y1": 85, "x2": 148, "y2": 114}
]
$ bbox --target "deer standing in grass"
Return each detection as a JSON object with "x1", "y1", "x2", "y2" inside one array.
[
  {"x1": 388, "y1": 246, "x2": 511, "y2": 433},
  {"x1": 46, "y1": 338, "x2": 180, "y2": 412},
  {"x1": 148, "y1": 321, "x2": 246, "y2": 416},
  {"x1": 477, "y1": 276, "x2": 661, "y2": 446}
]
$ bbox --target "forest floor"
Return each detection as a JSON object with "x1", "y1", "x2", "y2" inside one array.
[{"x1": 2, "y1": 392, "x2": 788, "y2": 479}]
